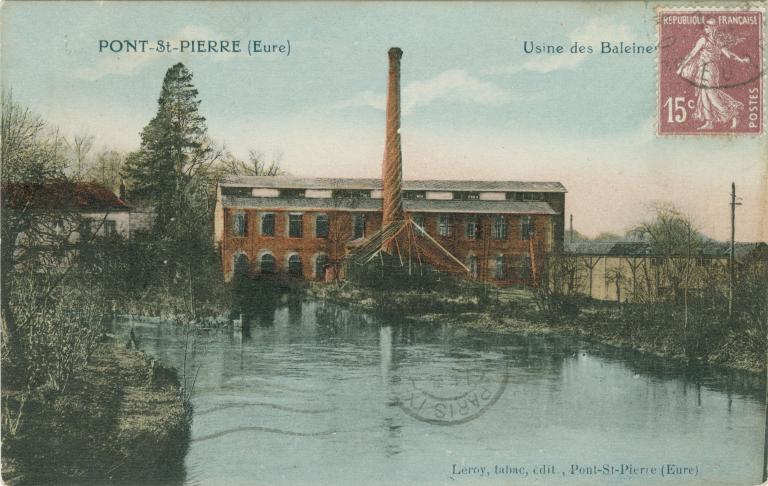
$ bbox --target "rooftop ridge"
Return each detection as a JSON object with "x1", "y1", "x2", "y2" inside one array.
[{"x1": 220, "y1": 175, "x2": 567, "y2": 192}]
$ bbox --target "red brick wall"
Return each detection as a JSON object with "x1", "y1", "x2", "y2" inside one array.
[{"x1": 221, "y1": 207, "x2": 552, "y2": 285}]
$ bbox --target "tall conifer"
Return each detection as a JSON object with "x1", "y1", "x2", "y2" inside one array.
[{"x1": 123, "y1": 63, "x2": 210, "y2": 233}]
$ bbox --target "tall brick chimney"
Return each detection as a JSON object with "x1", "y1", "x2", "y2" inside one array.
[{"x1": 381, "y1": 47, "x2": 404, "y2": 230}]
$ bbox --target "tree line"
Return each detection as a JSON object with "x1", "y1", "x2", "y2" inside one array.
[{"x1": 0, "y1": 63, "x2": 283, "y2": 448}]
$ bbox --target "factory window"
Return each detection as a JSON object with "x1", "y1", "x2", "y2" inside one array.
[
  {"x1": 315, "y1": 214, "x2": 329, "y2": 238},
  {"x1": 233, "y1": 253, "x2": 249, "y2": 276},
  {"x1": 411, "y1": 214, "x2": 426, "y2": 230},
  {"x1": 261, "y1": 213, "x2": 275, "y2": 236},
  {"x1": 438, "y1": 215, "x2": 451, "y2": 237},
  {"x1": 521, "y1": 192, "x2": 544, "y2": 201},
  {"x1": 280, "y1": 189, "x2": 305, "y2": 198},
  {"x1": 333, "y1": 189, "x2": 371, "y2": 199},
  {"x1": 289, "y1": 214, "x2": 303, "y2": 238},
  {"x1": 521, "y1": 216, "x2": 534, "y2": 240},
  {"x1": 466, "y1": 215, "x2": 480, "y2": 240},
  {"x1": 232, "y1": 211, "x2": 247, "y2": 237},
  {"x1": 353, "y1": 214, "x2": 366, "y2": 239},
  {"x1": 468, "y1": 255, "x2": 478, "y2": 279},
  {"x1": 288, "y1": 254, "x2": 303, "y2": 277},
  {"x1": 453, "y1": 191, "x2": 480, "y2": 201},
  {"x1": 222, "y1": 187, "x2": 251, "y2": 197},
  {"x1": 315, "y1": 254, "x2": 328, "y2": 280},
  {"x1": 403, "y1": 191, "x2": 426, "y2": 200},
  {"x1": 492, "y1": 215, "x2": 508, "y2": 240},
  {"x1": 260, "y1": 253, "x2": 276, "y2": 274},
  {"x1": 495, "y1": 254, "x2": 507, "y2": 280}
]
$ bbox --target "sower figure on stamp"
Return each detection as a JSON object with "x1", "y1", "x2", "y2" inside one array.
[{"x1": 676, "y1": 18, "x2": 750, "y2": 130}]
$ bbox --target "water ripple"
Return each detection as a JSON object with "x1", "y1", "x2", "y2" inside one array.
[
  {"x1": 196, "y1": 401, "x2": 337, "y2": 415},
  {"x1": 192, "y1": 426, "x2": 336, "y2": 442}
]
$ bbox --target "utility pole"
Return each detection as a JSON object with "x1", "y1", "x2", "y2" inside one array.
[
  {"x1": 729, "y1": 182, "x2": 741, "y2": 318},
  {"x1": 569, "y1": 214, "x2": 574, "y2": 244}
]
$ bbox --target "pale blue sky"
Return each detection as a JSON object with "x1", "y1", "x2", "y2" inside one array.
[{"x1": 2, "y1": 1, "x2": 766, "y2": 240}]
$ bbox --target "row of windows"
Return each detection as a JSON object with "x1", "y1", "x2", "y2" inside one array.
[
  {"x1": 232, "y1": 213, "x2": 366, "y2": 239},
  {"x1": 232, "y1": 212, "x2": 535, "y2": 241},
  {"x1": 225, "y1": 187, "x2": 550, "y2": 202},
  {"x1": 427, "y1": 214, "x2": 535, "y2": 241}
]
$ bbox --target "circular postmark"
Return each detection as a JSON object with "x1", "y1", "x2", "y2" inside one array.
[{"x1": 391, "y1": 348, "x2": 508, "y2": 426}]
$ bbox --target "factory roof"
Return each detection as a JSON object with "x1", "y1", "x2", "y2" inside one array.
[{"x1": 220, "y1": 176, "x2": 567, "y2": 193}]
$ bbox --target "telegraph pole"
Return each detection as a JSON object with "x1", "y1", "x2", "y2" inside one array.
[
  {"x1": 569, "y1": 214, "x2": 574, "y2": 244},
  {"x1": 729, "y1": 182, "x2": 741, "y2": 318}
]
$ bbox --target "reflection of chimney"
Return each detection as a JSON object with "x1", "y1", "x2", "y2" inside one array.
[{"x1": 382, "y1": 47, "x2": 404, "y2": 229}]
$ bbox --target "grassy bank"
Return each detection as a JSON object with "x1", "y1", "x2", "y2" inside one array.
[
  {"x1": 309, "y1": 282, "x2": 766, "y2": 374},
  {"x1": 1, "y1": 340, "x2": 189, "y2": 485}
]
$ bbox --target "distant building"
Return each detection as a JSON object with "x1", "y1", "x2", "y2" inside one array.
[
  {"x1": 3, "y1": 181, "x2": 132, "y2": 239},
  {"x1": 563, "y1": 240, "x2": 768, "y2": 301},
  {"x1": 214, "y1": 176, "x2": 567, "y2": 285}
]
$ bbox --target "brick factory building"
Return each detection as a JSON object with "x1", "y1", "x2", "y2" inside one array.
[
  {"x1": 214, "y1": 176, "x2": 566, "y2": 285},
  {"x1": 214, "y1": 47, "x2": 566, "y2": 286}
]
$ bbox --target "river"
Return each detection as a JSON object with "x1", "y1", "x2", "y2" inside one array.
[{"x1": 111, "y1": 299, "x2": 765, "y2": 486}]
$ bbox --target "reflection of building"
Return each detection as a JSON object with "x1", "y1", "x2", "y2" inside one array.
[
  {"x1": 214, "y1": 176, "x2": 566, "y2": 285},
  {"x1": 563, "y1": 240, "x2": 768, "y2": 301}
]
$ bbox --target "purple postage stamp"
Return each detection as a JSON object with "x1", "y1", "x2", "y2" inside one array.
[{"x1": 658, "y1": 7, "x2": 763, "y2": 135}]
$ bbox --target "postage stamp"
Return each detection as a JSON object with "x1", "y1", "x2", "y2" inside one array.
[{"x1": 658, "y1": 7, "x2": 764, "y2": 135}]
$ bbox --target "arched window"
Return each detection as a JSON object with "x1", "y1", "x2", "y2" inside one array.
[
  {"x1": 315, "y1": 254, "x2": 328, "y2": 280},
  {"x1": 233, "y1": 253, "x2": 249, "y2": 276},
  {"x1": 467, "y1": 255, "x2": 478, "y2": 279},
  {"x1": 260, "y1": 253, "x2": 276, "y2": 274},
  {"x1": 288, "y1": 254, "x2": 303, "y2": 277},
  {"x1": 315, "y1": 214, "x2": 329, "y2": 238},
  {"x1": 261, "y1": 213, "x2": 275, "y2": 236}
]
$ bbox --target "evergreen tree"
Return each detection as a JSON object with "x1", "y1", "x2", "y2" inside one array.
[{"x1": 122, "y1": 63, "x2": 211, "y2": 234}]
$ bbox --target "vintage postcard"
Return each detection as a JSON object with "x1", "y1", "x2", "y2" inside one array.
[{"x1": 1, "y1": 1, "x2": 767, "y2": 485}]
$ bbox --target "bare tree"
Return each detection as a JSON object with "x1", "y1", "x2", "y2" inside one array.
[
  {"x1": 629, "y1": 203, "x2": 703, "y2": 302},
  {"x1": 215, "y1": 149, "x2": 284, "y2": 178},
  {"x1": 65, "y1": 133, "x2": 95, "y2": 179}
]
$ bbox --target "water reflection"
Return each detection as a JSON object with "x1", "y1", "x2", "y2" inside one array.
[{"x1": 110, "y1": 300, "x2": 765, "y2": 486}]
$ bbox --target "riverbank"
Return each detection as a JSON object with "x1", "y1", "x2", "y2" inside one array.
[
  {"x1": 309, "y1": 283, "x2": 765, "y2": 374},
  {"x1": 1, "y1": 340, "x2": 189, "y2": 485}
]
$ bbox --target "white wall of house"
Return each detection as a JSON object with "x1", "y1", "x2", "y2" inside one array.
[{"x1": 82, "y1": 211, "x2": 131, "y2": 237}]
